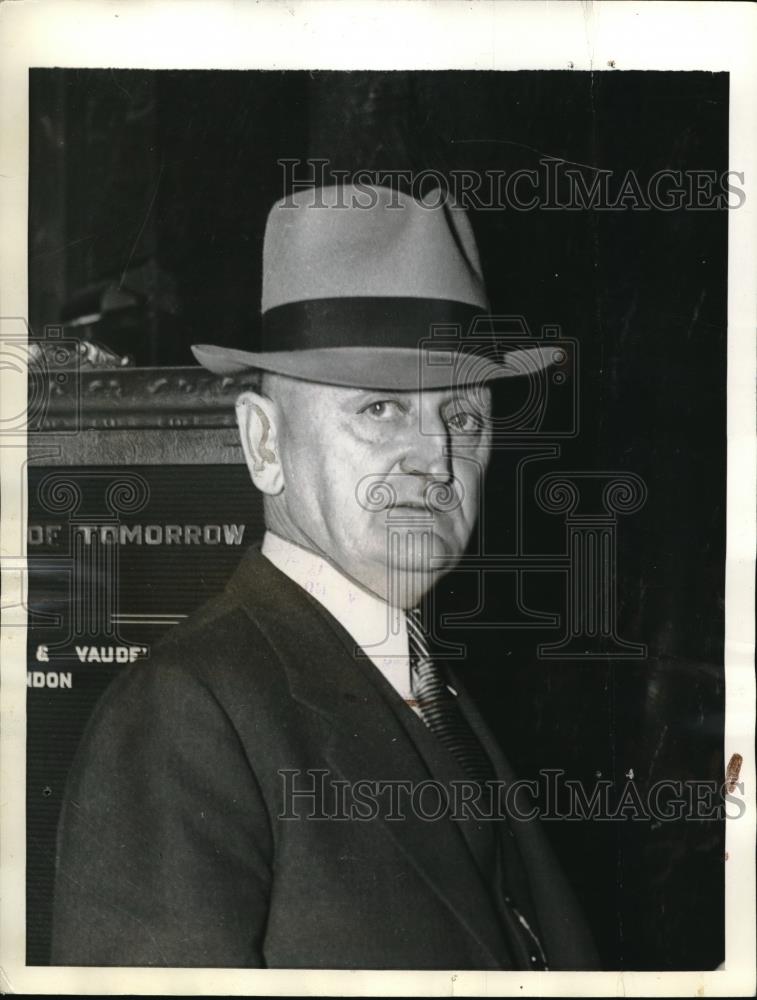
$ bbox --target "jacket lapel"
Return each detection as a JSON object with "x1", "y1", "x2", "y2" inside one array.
[
  {"x1": 228, "y1": 549, "x2": 513, "y2": 969},
  {"x1": 447, "y1": 664, "x2": 558, "y2": 961}
]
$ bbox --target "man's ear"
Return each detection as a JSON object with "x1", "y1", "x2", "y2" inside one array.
[{"x1": 235, "y1": 390, "x2": 284, "y2": 495}]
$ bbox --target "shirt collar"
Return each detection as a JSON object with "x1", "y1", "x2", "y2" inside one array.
[{"x1": 261, "y1": 531, "x2": 409, "y2": 669}]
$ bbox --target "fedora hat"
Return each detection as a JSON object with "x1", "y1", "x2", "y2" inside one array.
[{"x1": 192, "y1": 184, "x2": 551, "y2": 390}]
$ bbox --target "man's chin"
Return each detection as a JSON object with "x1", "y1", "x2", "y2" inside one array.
[
  {"x1": 339, "y1": 528, "x2": 466, "y2": 604},
  {"x1": 385, "y1": 524, "x2": 463, "y2": 562},
  {"x1": 383, "y1": 538, "x2": 463, "y2": 599}
]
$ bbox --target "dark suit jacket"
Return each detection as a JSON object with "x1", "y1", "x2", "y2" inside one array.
[{"x1": 51, "y1": 547, "x2": 599, "y2": 970}]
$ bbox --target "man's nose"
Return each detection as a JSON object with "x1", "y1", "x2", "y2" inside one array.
[{"x1": 398, "y1": 417, "x2": 451, "y2": 479}]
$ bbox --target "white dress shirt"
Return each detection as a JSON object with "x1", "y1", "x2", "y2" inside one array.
[{"x1": 261, "y1": 531, "x2": 417, "y2": 710}]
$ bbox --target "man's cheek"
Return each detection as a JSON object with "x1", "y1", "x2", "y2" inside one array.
[
  {"x1": 451, "y1": 460, "x2": 483, "y2": 501},
  {"x1": 465, "y1": 436, "x2": 492, "y2": 472}
]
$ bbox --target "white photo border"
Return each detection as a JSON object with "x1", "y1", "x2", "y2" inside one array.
[{"x1": 1, "y1": 1, "x2": 755, "y2": 996}]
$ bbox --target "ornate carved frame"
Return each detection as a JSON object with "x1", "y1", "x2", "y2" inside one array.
[{"x1": 29, "y1": 366, "x2": 258, "y2": 466}]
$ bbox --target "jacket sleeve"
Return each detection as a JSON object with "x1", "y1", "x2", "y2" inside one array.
[{"x1": 50, "y1": 655, "x2": 274, "y2": 967}]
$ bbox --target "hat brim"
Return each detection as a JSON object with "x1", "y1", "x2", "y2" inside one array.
[{"x1": 191, "y1": 344, "x2": 555, "y2": 390}]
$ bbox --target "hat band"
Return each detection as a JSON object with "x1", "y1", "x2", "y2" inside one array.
[{"x1": 261, "y1": 297, "x2": 482, "y2": 352}]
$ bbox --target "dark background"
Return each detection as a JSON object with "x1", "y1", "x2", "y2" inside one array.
[{"x1": 28, "y1": 69, "x2": 727, "y2": 969}]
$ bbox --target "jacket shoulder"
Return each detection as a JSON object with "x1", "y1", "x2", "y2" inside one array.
[{"x1": 149, "y1": 546, "x2": 297, "y2": 686}]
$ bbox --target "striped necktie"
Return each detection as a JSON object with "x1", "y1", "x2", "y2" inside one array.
[
  {"x1": 406, "y1": 607, "x2": 496, "y2": 784},
  {"x1": 406, "y1": 607, "x2": 549, "y2": 971}
]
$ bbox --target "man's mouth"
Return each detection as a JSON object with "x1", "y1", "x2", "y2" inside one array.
[{"x1": 388, "y1": 500, "x2": 437, "y2": 512}]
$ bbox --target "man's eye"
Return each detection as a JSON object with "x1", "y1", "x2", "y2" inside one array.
[
  {"x1": 359, "y1": 400, "x2": 404, "y2": 420},
  {"x1": 446, "y1": 409, "x2": 483, "y2": 434}
]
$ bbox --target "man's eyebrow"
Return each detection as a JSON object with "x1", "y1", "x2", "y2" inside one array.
[
  {"x1": 443, "y1": 391, "x2": 490, "y2": 407},
  {"x1": 336, "y1": 389, "x2": 491, "y2": 411},
  {"x1": 340, "y1": 389, "x2": 410, "y2": 407}
]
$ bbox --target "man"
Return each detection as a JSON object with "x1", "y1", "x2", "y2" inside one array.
[{"x1": 51, "y1": 185, "x2": 598, "y2": 970}]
